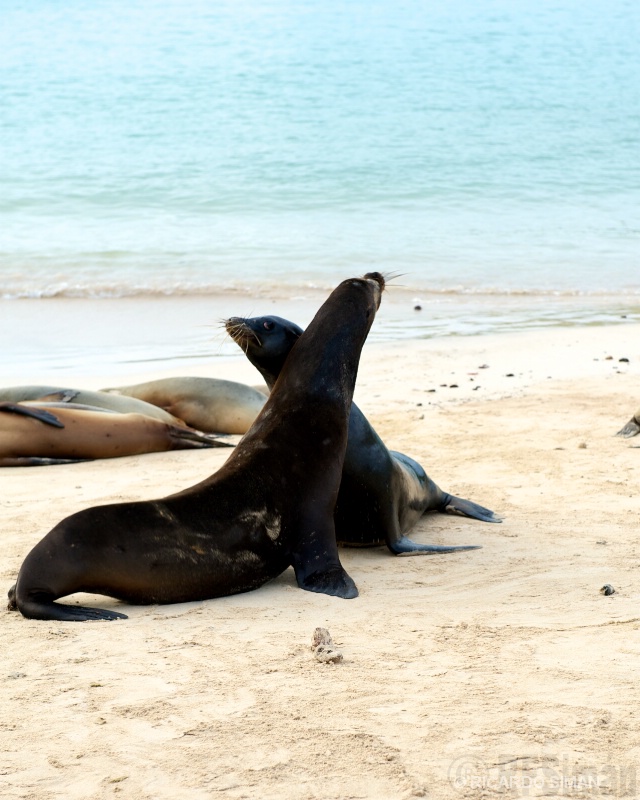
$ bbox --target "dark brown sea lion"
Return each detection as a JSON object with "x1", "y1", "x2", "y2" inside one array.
[
  {"x1": 0, "y1": 386, "x2": 184, "y2": 425},
  {"x1": 100, "y1": 377, "x2": 267, "y2": 434},
  {"x1": 0, "y1": 401, "x2": 231, "y2": 467},
  {"x1": 226, "y1": 314, "x2": 501, "y2": 555},
  {"x1": 8, "y1": 272, "x2": 384, "y2": 620},
  {"x1": 616, "y1": 409, "x2": 640, "y2": 438}
]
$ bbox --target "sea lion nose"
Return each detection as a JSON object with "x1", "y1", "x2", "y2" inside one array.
[{"x1": 362, "y1": 271, "x2": 386, "y2": 308}]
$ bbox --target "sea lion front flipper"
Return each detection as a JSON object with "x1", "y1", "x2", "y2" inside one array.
[
  {"x1": 616, "y1": 417, "x2": 640, "y2": 438},
  {"x1": 34, "y1": 390, "x2": 80, "y2": 403},
  {"x1": 389, "y1": 537, "x2": 482, "y2": 555},
  {"x1": 0, "y1": 402, "x2": 64, "y2": 428},
  {"x1": 291, "y1": 521, "x2": 358, "y2": 599},
  {"x1": 441, "y1": 494, "x2": 503, "y2": 523},
  {"x1": 293, "y1": 559, "x2": 359, "y2": 599}
]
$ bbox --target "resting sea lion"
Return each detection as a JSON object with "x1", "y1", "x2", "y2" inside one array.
[
  {"x1": 616, "y1": 410, "x2": 640, "y2": 438},
  {"x1": 0, "y1": 402, "x2": 231, "y2": 466},
  {"x1": 226, "y1": 314, "x2": 501, "y2": 555},
  {"x1": 0, "y1": 386, "x2": 183, "y2": 425},
  {"x1": 8, "y1": 272, "x2": 384, "y2": 620},
  {"x1": 100, "y1": 377, "x2": 267, "y2": 434}
]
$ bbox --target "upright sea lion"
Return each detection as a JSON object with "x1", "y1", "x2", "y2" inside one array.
[
  {"x1": 0, "y1": 401, "x2": 231, "y2": 467},
  {"x1": 100, "y1": 378, "x2": 267, "y2": 434},
  {"x1": 0, "y1": 386, "x2": 184, "y2": 425},
  {"x1": 226, "y1": 314, "x2": 501, "y2": 555},
  {"x1": 616, "y1": 409, "x2": 640, "y2": 438},
  {"x1": 8, "y1": 273, "x2": 384, "y2": 620}
]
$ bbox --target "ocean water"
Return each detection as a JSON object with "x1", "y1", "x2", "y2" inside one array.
[{"x1": 1, "y1": 0, "x2": 640, "y2": 374}]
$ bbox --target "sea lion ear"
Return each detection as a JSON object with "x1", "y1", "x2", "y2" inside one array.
[{"x1": 285, "y1": 324, "x2": 303, "y2": 339}]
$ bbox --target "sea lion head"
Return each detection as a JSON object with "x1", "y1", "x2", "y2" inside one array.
[
  {"x1": 361, "y1": 271, "x2": 385, "y2": 309},
  {"x1": 225, "y1": 315, "x2": 303, "y2": 386},
  {"x1": 225, "y1": 273, "x2": 386, "y2": 387}
]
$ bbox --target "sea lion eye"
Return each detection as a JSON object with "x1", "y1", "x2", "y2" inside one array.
[{"x1": 263, "y1": 321, "x2": 274, "y2": 331}]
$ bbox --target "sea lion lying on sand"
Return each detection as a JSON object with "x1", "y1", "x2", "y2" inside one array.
[
  {"x1": 226, "y1": 314, "x2": 502, "y2": 555},
  {"x1": 100, "y1": 377, "x2": 267, "y2": 434},
  {"x1": 0, "y1": 386, "x2": 184, "y2": 425},
  {"x1": 0, "y1": 401, "x2": 230, "y2": 466}
]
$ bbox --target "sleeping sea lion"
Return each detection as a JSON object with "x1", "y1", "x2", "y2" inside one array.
[
  {"x1": 225, "y1": 314, "x2": 501, "y2": 555},
  {"x1": 8, "y1": 272, "x2": 384, "y2": 620},
  {"x1": 0, "y1": 401, "x2": 231, "y2": 466},
  {"x1": 100, "y1": 377, "x2": 267, "y2": 434},
  {"x1": 0, "y1": 386, "x2": 184, "y2": 425}
]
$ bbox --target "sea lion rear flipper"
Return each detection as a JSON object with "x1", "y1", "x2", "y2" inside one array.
[
  {"x1": 389, "y1": 537, "x2": 482, "y2": 555},
  {"x1": 167, "y1": 425, "x2": 235, "y2": 449},
  {"x1": 616, "y1": 417, "x2": 640, "y2": 438},
  {"x1": 442, "y1": 494, "x2": 503, "y2": 523},
  {"x1": 8, "y1": 579, "x2": 126, "y2": 621},
  {"x1": 0, "y1": 457, "x2": 92, "y2": 467},
  {"x1": 13, "y1": 593, "x2": 127, "y2": 621},
  {"x1": 0, "y1": 402, "x2": 64, "y2": 428}
]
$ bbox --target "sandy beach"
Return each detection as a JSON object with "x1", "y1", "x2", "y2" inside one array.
[{"x1": 2, "y1": 321, "x2": 640, "y2": 799}]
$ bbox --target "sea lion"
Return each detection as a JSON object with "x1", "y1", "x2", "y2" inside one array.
[
  {"x1": 8, "y1": 272, "x2": 384, "y2": 620},
  {"x1": 225, "y1": 314, "x2": 501, "y2": 555},
  {"x1": 616, "y1": 410, "x2": 640, "y2": 438},
  {"x1": 100, "y1": 377, "x2": 267, "y2": 434},
  {"x1": 0, "y1": 402, "x2": 231, "y2": 467},
  {"x1": 0, "y1": 386, "x2": 184, "y2": 425}
]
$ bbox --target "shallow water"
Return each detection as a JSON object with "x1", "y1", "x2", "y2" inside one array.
[
  {"x1": 1, "y1": 0, "x2": 639, "y2": 376},
  {"x1": 2, "y1": 290, "x2": 638, "y2": 383}
]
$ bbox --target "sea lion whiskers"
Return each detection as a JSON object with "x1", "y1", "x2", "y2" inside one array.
[
  {"x1": 381, "y1": 270, "x2": 405, "y2": 283},
  {"x1": 222, "y1": 318, "x2": 263, "y2": 352}
]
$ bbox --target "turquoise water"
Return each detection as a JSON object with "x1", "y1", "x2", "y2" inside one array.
[{"x1": 1, "y1": 0, "x2": 639, "y2": 362}]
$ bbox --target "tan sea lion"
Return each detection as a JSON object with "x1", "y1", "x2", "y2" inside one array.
[
  {"x1": 100, "y1": 377, "x2": 267, "y2": 434},
  {"x1": 8, "y1": 272, "x2": 384, "y2": 620},
  {"x1": 0, "y1": 402, "x2": 231, "y2": 466},
  {"x1": 0, "y1": 386, "x2": 183, "y2": 425}
]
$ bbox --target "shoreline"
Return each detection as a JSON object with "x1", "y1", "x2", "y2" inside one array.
[{"x1": 2, "y1": 291, "x2": 639, "y2": 386}]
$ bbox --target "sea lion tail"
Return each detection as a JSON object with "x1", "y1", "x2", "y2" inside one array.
[
  {"x1": 441, "y1": 493, "x2": 503, "y2": 523},
  {"x1": 616, "y1": 417, "x2": 640, "y2": 438}
]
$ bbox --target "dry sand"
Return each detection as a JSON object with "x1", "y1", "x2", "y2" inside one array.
[{"x1": 2, "y1": 323, "x2": 640, "y2": 799}]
